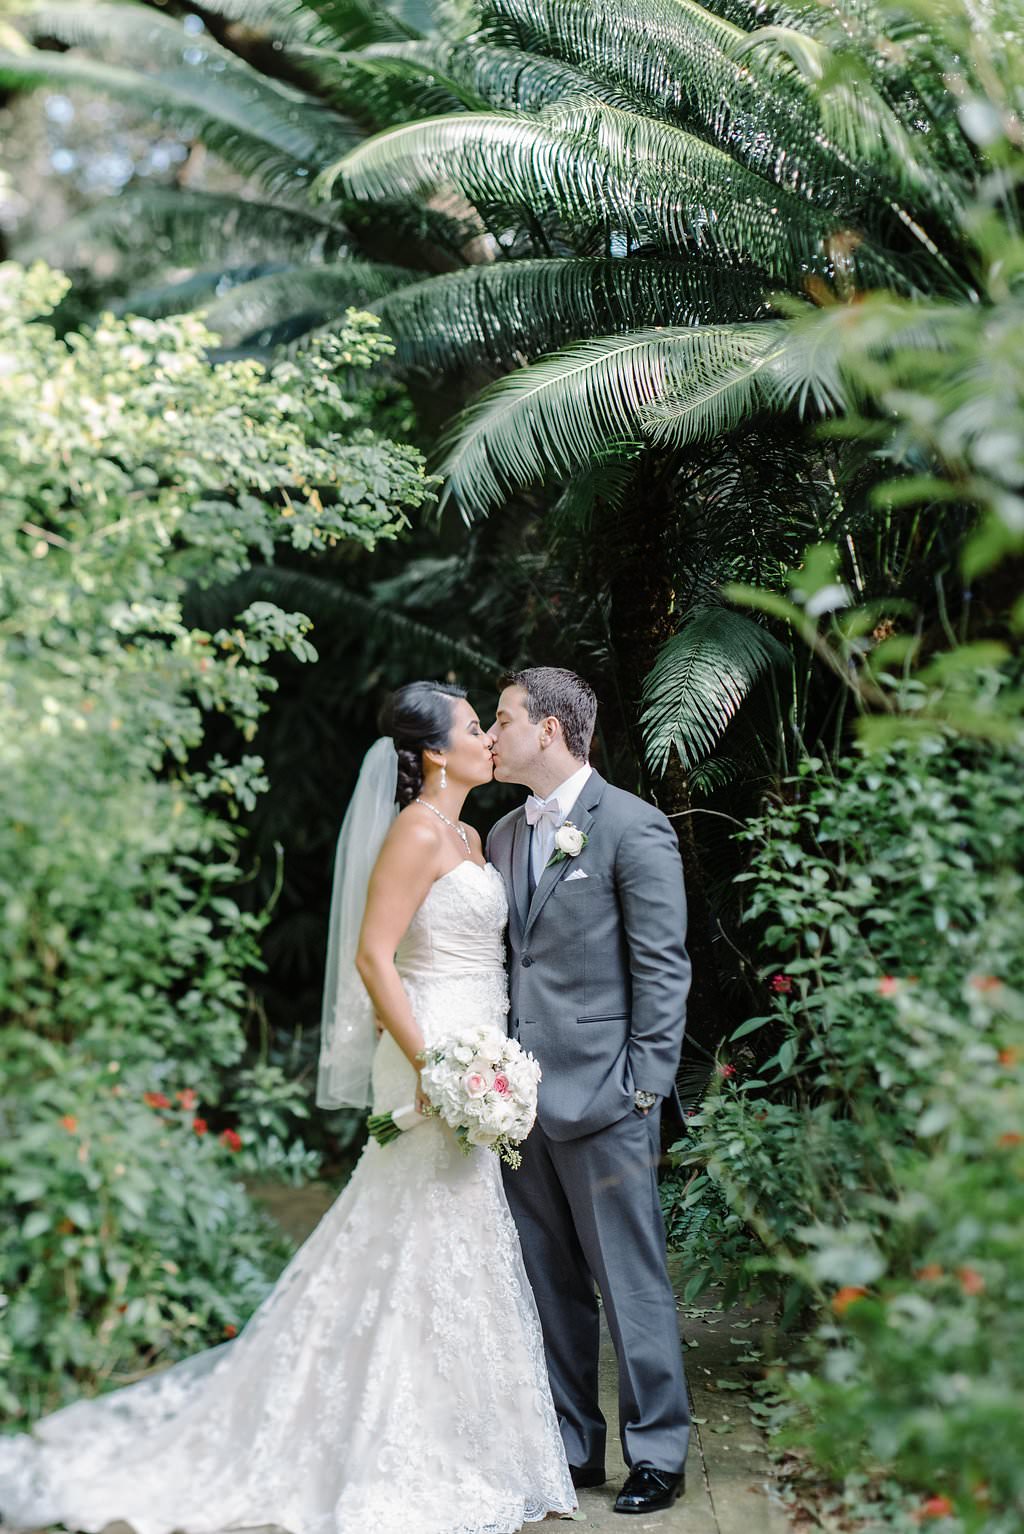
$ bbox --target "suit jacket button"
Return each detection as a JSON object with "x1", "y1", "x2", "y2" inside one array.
[{"x1": 521, "y1": 955, "x2": 533, "y2": 968}]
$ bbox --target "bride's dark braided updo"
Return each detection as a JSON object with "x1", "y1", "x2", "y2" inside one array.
[{"x1": 381, "y1": 681, "x2": 467, "y2": 808}]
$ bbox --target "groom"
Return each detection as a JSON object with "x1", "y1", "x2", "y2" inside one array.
[{"x1": 486, "y1": 667, "x2": 691, "y2": 1516}]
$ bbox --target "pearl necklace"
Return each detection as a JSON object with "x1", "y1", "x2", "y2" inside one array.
[{"x1": 414, "y1": 797, "x2": 471, "y2": 856}]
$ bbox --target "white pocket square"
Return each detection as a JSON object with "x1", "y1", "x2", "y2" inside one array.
[{"x1": 564, "y1": 868, "x2": 589, "y2": 881}]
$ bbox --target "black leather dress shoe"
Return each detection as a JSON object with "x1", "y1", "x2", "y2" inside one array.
[
  {"x1": 569, "y1": 1464, "x2": 607, "y2": 1489},
  {"x1": 613, "y1": 1465, "x2": 685, "y2": 1514}
]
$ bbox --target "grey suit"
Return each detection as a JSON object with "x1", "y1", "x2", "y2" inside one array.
[{"x1": 487, "y1": 770, "x2": 691, "y2": 1474}]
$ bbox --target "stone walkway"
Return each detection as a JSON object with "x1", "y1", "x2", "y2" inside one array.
[{"x1": 570, "y1": 1271, "x2": 789, "y2": 1534}]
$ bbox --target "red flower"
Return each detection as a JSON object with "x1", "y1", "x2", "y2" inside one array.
[
  {"x1": 916, "y1": 1494, "x2": 954, "y2": 1521},
  {"x1": 970, "y1": 974, "x2": 1002, "y2": 993},
  {"x1": 998, "y1": 1047, "x2": 1019, "y2": 1067},
  {"x1": 877, "y1": 975, "x2": 899, "y2": 997},
  {"x1": 143, "y1": 1091, "x2": 171, "y2": 1110},
  {"x1": 176, "y1": 1088, "x2": 198, "y2": 1110},
  {"x1": 957, "y1": 1266, "x2": 985, "y2": 1296},
  {"x1": 223, "y1": 1323, "x2": 238, "y2": 1339},
  {"x1": 60, "y1": 1114, "x2": 78, "y2": 1133},
  {"x1": 997, "y1": 1131, "x2": 1022, "y2": 1147},
  {"x1": 770, "y1": 973, "x2": 792, "y2": 994},
  {"x1": 717, "y1": 1063, "x2": 737, "y2": 1078},
  {"x1": 831, "y1": 1286, "x2": 869, "y2": 1316},
  {"x1": 192, "y1": 1117, "x2": 209, "y2": 1136},
  {"x1": 220, "y1": 1128, "x2": 242, "y2": 1153},
  {"x1": 915, "y1": 1264, "x2": 944, "y2": 1282}
]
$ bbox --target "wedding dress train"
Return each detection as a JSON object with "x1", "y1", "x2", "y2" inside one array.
[{"x1": 0, "y1": 861, "x2": 574, "y2": 1534}]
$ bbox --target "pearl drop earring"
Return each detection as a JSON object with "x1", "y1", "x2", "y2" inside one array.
[{"x1": 440, "y1": 762, "x2": 447, "y2": 790}]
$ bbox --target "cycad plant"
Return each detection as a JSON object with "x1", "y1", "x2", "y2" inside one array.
[{"x1": 0, "y1": 0, "x2": 998, "y2": 760}]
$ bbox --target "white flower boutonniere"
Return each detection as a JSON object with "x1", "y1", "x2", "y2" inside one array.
[{"x1": 548, "y1": 821, "x2": 588, "y2": 867}]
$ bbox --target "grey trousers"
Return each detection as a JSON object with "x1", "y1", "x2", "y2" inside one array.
[{"x1": 503, "y1": 1104, "x2": 690, "y2": 1474}]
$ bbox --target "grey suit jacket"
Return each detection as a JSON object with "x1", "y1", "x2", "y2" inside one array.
[{"x1": 486, "y1": 770, "x2": 691, "y2": 1141}]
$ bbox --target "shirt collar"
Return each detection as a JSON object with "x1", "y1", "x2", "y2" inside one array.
[{"x1": 543, "y1": 762, "x2": 592, "y2": 820}]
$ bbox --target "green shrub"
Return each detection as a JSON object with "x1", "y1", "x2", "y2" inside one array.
[
  {"x1": 0, "y1": 263, "x2": 432, "y2": 1416},
  {"x1": 671, "y1": 734, "x2": 1024, "y2": 1527}
]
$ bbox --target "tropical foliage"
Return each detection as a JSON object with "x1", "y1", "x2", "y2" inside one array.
[{"x1": 0, "y1": 260, "x2": 431, "y2": 1413}]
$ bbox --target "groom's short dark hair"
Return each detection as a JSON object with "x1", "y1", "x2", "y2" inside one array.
[{"x1": 504, "y1": 667, "x2": 597, "y2": 761}]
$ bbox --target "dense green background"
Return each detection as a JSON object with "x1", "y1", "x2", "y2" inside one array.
[{"x1": 1, "y1": 0, "x2": 1022, "y2": 1527}]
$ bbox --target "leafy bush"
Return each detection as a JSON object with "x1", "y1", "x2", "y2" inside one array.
[
  {"x1": 670, "y1": 729, "x2": 1024, "y2": 1528},
  {"x1": 0, "y1": 262, "x2": 431, "y2": 1416}
]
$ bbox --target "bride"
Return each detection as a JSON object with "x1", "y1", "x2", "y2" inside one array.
[{"x1": 0, "y1": 681, "x2": 576, "y2": 1534}]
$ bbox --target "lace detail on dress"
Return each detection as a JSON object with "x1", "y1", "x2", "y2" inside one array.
[{"x1": 0, "y1": 861, "x2": 573, "y2": 1534}]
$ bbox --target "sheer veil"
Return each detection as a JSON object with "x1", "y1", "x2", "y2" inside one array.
[{"x1": 317, "y1": 737, "x2": 398, "y2": 1110}]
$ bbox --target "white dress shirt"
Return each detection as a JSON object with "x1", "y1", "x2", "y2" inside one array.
[{"x1": 528, "y1": 762, "x2": 593, "y2": 886}]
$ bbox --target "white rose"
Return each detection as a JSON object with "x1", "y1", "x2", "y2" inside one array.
[{"x1": 555, "y1": 824, "x2": 585, "y2": 857}]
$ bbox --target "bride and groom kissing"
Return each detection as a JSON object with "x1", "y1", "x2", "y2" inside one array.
[{"x1": 1, "y1": 667, "x2": 691, "y2": 1534}]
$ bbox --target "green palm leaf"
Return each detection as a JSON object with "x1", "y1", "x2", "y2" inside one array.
[
  {"x1": 374, "y1": 257, "x2": 770, "y2": 371},
  {"x1": 4, "y1": 7, "x2": 358, "y2": 190},
  {"x1": 326, "y1": 100, "x2": 883, "y2": 284},
  {"x1": 640, "y1": 606, "x2": 792, "y2": 773},
  {"x1": 370, "y1": 38, "x2": 641, "y2": 112},
  {"x1": 200, "y1": 259, "x2": 421, "y2": 344},
  {"x1": 435, "y1": 323, "x2": 786, "y2": 519},
  {"x1": 481, "y1": 0, "x2": 958, "y2": 231},
  {"x1": 12, "y1": 189, "x2": 351, "y2": 269}
]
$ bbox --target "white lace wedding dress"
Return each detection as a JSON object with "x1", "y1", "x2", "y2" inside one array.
[{"x1": 0, "y1": 860, "x2": 574, "y2": 1534}]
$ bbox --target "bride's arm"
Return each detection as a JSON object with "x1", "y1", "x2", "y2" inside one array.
[{"x1": 356, "y1": 814, "x2": 442, "y2": 1089}]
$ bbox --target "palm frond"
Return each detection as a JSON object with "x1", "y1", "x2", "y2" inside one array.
[
  {"x1": 12, "y1": 189, "x2": 350, "y2": 269},
  {"x1": 291, "y1": 46, "x2": 487, "y2": 124},
  {"x1": 113, "y1": 262, "x2": 294, "y2": 319},
  {"x1": 435, "y1": 323, "x2": 785, "y2": 519},
  {"x1": 227, "y1": 566, "x2": 502, "y2": 676},
  {"x1": 200, "y1": 259, "x2": 421, "y2": 344},
  {"x1": 6, "y1": 8, "x2": 358, "y2": 189},
  {"x1": 370, "y1": 38, "x2": 641, "y2": 112},
  {"x1": 639, "y1": 314, "x2": 846, "y2": 448},
  {"x1": 640, "y1": 606, "x2": 792, "y2": 773},
  {"x1": 374, "y1": 256, "x2": 771, "y2": 371},
  {"x1": 327, "y1": 99, "x2": 883, "y2": 284},
  {"x1": 480, "y1": 0, "x2": 960, "y2": 233}
]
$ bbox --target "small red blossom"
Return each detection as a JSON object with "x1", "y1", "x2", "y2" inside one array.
[
  {"x1": 915, "y1": 1264, "x2": 944, "y2": 1282},
  {"x1": 877, "y1": 975, "x2": 900, "y2": 997},
  {"x1": 998, "y1": 1047, "x2": 1019, "y2": 1067},
  {"x1": 957, "y1": 1266, "x2": 985, "y2": 1296},
  {"x1": 60, "y1": 1114, "x2": 78, "y2": 1133},
  {"x1": 223, "y1": 1323, "x2": 238, "y2": 1338},
  {"x1": 717, "y1": 1063, "x2": 737, "y2": 1078},
  {"x1": 915, "y1": 1494, "x2": 954, "y2": 1521},
  {"x1": 176, "y1": 1088, "x2": 198, "y2": 1110},
  {"x1": 770, "y1": 973, "x2": 792, "y2": 994},
  {"x1": 143, "y1": 1091, "x2": 171, "y2": 1110},
  {"x1": 192, "y1": 1117, "x2": 209, "y2": 1137},
  {"x1": 684, "y1": 1107, "x2": 698, "y2": 1117},
  {"x1": 997, "y1": 1131, "x2": 1022, "y2": 1148},
  {"x1": 220, "y1": 1128, "x2": 242, "y2": 1153},
  {"x1": 970, "y1": 974, "x2": 1002, "y2": 993},
  {"x1": 831, "y1": 1286, "x2": 869, "y2": 1316}
]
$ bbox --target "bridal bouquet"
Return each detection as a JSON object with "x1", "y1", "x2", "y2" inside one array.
[{"x1": 368, "y1": 1024, "x2": 541, "y2": 1169}]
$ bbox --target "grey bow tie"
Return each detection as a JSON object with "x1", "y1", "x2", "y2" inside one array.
[{"x1": 525, "y1": 796, "x2": 561, "y2": 828}]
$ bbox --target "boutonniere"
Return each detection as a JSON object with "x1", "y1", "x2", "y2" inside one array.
[{"x1": 547, "y1": 821, "x2": 588, "y2": 867}]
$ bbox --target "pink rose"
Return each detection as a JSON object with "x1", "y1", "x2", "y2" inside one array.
[
  {"x1": 493, "y1": 1074, "x2": 510, "y2": 1096},
  {"x1": 463, "y1": 1071, "x2": 491, "y2": 1098}
]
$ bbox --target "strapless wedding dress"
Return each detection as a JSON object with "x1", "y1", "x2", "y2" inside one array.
[{"x1": 0, "y1": 861, "x2": 574, "y2": 1534}]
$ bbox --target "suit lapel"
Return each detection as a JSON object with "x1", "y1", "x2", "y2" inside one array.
[
  {"x1": 523, "y1": 770, "x2": 605, "y2": 939},
  {"x1": 510, "y1": 809, "x2": 531, "y2": 933}
]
